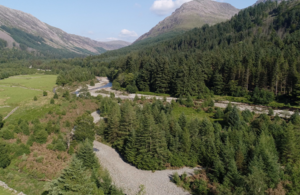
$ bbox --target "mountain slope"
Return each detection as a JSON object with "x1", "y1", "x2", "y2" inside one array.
[
  {"x1": 0, "y1": 5, "x2": 130, "y2": 56},
  {"x1": 135, "y1": 0, "x2": 239, "y2": 43}
]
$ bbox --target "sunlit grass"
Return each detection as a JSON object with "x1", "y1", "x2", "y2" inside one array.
[{"x1": 0, "y1": 74, "x2": 57, "y2": 91}]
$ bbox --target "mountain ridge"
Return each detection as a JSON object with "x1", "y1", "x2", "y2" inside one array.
[
  {"x1": 0, "y1": 4, "x2": 130, "y2": 56},
  {"x1": 135, "y1": 0, "x2": 239, "y2": 43}
]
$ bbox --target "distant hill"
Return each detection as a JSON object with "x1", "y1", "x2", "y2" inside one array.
[
  {"x1": 254, "y1": 0, "x2": 284, "y2": 5},
  {"x1": 135, "y1": 0, "x2": 239, "y2": 43},
  {"x1": 0, "y1": 5, "x2": 130, "y2": 57}
]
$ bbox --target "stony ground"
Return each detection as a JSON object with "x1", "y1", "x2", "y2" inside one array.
[{"x1": 93, "y1": 141, "x2": 197, "y2": 195}]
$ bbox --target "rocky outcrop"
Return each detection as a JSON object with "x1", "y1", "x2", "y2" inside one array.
[{"x1": 135, "y1": 0, "x2": 239, "y2": 42}]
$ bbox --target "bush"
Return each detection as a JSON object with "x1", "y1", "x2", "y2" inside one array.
[
  {"x1": 215, "y1": 108, "x2": 224, "y2": 119},
  {"x1": 36, "y1": 156, "x2": 44, "y2": 163},
  {"x1": 126, "y1": 85, "x2": 138, "y2": 93},
  {"x1": 90, "y1": 80, "x2": 95, "y2": 86},
  {"x1": 34, "y1": 96, "x2": 38, "y2": 101},
  {"x1": 35, "y1": 130, "x2": 48, "y2": 144},
  {"x1": 50, "y1": 98, "x2": 55, "y2": 104},
  {"x1": 53, "y1": 93, "x2": 58, "y2": 99},
  {"x1": 43, "y1": 91, "x2": 48, "y2": 96},
  {"x1": 2, "y1": 129, "x2": 14, "y2": 140},
  {"x1": 0, "y1": 142, "x2": 10, "y2": 168},
  {"x1": 250, "y1": 87, "x2": 274, "y2": 104}
]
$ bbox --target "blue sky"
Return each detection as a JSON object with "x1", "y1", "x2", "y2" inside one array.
[{"x1": 0, "y1": 0, "x2": 258, "y2": 42}]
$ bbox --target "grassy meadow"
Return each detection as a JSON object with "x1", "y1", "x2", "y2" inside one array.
[
  {"x1": 0, "y1": 74, "x2": 57, "y2": 117},
  {"x1": 0, "y1": 187, "x2": 16, "y2": 195}
]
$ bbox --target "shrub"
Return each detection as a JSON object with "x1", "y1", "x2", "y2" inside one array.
[
  {"x1": 90, "y1": 80, "x2": 95, "y2": 86},
  {"x1": 126, "y1": 85, "x2": 138, "y2": 93},
  {"x1": 2, "y1": 129, "x2": 14, "y2": 140},
  {"x1": 215, "y1": 108, "x2": 224, "y2": 119},
  {"x1": 50, "y1": 98, "x2": 55, "y2": 104},
  {"x1": 36, "y1": 156, "x2": 44, "y2": 163},
  {"x1": 34, "y1": 96, "x2": 38, "y2": 101},
  {"x1": 250, "y1": 87, "x2": 274, "y2": 104},
  {"x1": 268, "y1": 108, "x2": 274, "y2": 116},
  {"x1": 0, "y1": 142, "x2": 10, "y2": 168},
  {"x1": 53, "y1": 93, "x2": 58, "y2": 99},
  {"x1": 43, "y1": 91, "x2": 48, "y2": 96},
  {"x1": 35, "y1": 130, "x2": 48, "y2": 144}
]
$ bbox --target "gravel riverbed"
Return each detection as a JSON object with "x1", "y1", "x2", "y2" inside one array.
[{"x1": 93, "y1": 141, "x2": 198, "y2": 195}]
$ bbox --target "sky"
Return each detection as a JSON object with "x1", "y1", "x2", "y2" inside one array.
[{"x1": 0, "y1": 0, "x2": 258, "y2": 43}]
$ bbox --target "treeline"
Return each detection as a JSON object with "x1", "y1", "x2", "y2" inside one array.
[
  {"x1": 96, "y1": 96, "x2": 300, "y2": 194},
  {"x1": 53, "y1": 0, "x2": 300, "y2": 105}
]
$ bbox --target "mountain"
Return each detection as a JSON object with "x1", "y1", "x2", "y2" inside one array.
[
  {"x1": 0, "y1": 5, "x2": 130, "y2": 57},
  {"x1": 135, "y1": 0, "x2": 239, "y2": 43},
  {"x1": 254, "y1": 0, "x2": 284, "y2": 5}
]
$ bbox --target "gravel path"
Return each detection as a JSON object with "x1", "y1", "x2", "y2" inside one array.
[
  {"x1": 93, "y1": 141, "x2": 197, "y2": 195},
  {"x1": 3, "y1": 106, "x2": 19, "y2": 120}
]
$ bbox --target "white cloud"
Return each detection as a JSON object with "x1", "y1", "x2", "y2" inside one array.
[
  {"x1": 150, "y1": 0, "x2": 192, "y2": 16},
  {"x1": 119, "y1": 29, "x2": 138, "y2": 38}
]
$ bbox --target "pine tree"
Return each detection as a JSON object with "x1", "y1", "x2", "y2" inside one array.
[
  {"x1": 74, "y1": 113, "x2": 95, "y2": 142},
  {"x1": 76, "y1": 139, "x2": 100, "y2": 169},
  {"x1": 47, "y1": 157, "x2": 98, "y2": 194},
  {"x1": 178, "y1": 112, "x2": 187, "y2": 130},
  {"x1": 290, "y1": 110, "x2": 300, "y2": 125},
  {"x1": 0, "y1": 142, "x2": 10, "y2": 168},
  {"x1": 227, "y1": 106, "x2": 240, "y2": 127},
  {"x1": 43, "y1": 91, "x2": 48, "y2": 96},
  {"x1": 50, "y1": 98, "x2": 55, "y2": 104},
  {"x1": 53, "y1": 93, "x2": 58, "y2": 99},
  {"x1": 34, "y1": 96, "x2": 37, "y2": 101},
  {"x1": 106, "y1": 105, "x2": 121, "y2": 143},
  {"x1": 282, "y1": 123, "x2": 300, "y2": 163}
]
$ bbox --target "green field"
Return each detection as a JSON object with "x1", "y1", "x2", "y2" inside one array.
[
  {"x1": 0, "y1": 75, "x2": 57, "y2": 91},
  {"x1": 172, "y1": 105, "x2": 215, "y2": 122},
  {"x1": 0, "y1": 187, "x2": 16, "y2": 195},
  {"x1": 0, "y1": 74, "x2": 57, "y2": 117}
]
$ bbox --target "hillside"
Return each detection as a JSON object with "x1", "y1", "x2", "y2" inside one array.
[
  {"x1": 0, "y1": 5, "x2": 130, "y2": 57},
  {"x1": 135, "y1": 0, "x2": 239, "y2": 42}
]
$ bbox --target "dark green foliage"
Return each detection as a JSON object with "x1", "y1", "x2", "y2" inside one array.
[
  {"x1": 290, "y1": 110, "x2": 300, "y2": 125},
  {"x1": 53, "y1": 93, "x2": 58, "y2": 99},
  {"x1": 250, "y1": 87, "x2": 274, "y2": 105},
  {"x1": 268, "y1": 108, "x2": 274, "y2": 116},
  {"x1": 74, "y1": 113, "x2": 95, "y2": 142},
  {"x1": 242, "y1": 109, "x2": 253, "y2": 123},
  {"x1": 1, "y1": 129, "x2": 14, "y2": 140},
  {"x1": 90, "y1": 80, "x2": 95, "y2": 86},
  {"x1": 185, "y1": 94, "x2": 194, "y2": 107},
  {"x1": 215, "y1": 108, "x2": 224, "y2": 119},
  {"x1": 47, "y1": 135, "x2": 66, "y2": 151},
  {"x1": 0, "y1": 142, "x2": 10, "y2": 168},
  {"x1": 33, "y1": 96, "x2": 37, "y2": 101},
  {"x1": 43, "y1": 91, "x2": 48, "y2": 96},
  {"x1": 76, "y1": 139, "x2": 99, "y2": 169},
  {"x1": 47, "y1": 157, "x2": 99, "y2": 194},
  {"x1": 50, "y1": 98, "x2": 55, "y2": 104},
  {"x1": 34, "y1": 130, "x2": 48, "y2": 144},
  {"x1": 0, "y1": 115, "x2": 3, "y2": 129}
]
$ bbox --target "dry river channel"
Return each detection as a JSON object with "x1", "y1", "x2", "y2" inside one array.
[{"x1": 86, "y1": 78, "x2": 297, "y2": 195}]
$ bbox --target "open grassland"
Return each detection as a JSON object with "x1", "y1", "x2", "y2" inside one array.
[
  {"x1": 172, "y1": 104, "x2": 215, "y2": 121},
  {"x1": 0, "y1": 74, "x2": 57, "y2": 117},
  {"x1": 0, "y1": 75, "x2": 57, "y2": 91},
  {"x1": 0, "y1": 187, "x2": 16, "y2": 195}
]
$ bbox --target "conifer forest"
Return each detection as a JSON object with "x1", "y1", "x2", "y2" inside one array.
[{"x1": 2, "y1": 0, "x2": 300, "y2": 194}]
